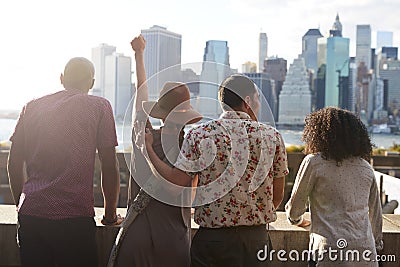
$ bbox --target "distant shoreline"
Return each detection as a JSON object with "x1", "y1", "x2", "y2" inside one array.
[{"x1": 0, "y1": 110, "x2": 19, "y2": 120}]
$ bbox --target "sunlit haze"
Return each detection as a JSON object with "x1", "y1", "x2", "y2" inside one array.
[{"x1": 1, "y1": 0, "x2": 399, "y2": 111}]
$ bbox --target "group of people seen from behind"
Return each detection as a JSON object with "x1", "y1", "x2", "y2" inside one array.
[{"x1": 7, "y1": 34, "x2": 383, "y2": 267}]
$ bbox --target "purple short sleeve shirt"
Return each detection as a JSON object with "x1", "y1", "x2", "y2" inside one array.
[{"x1": 10, "y1": 90, "x2": 118, "y2": 219}]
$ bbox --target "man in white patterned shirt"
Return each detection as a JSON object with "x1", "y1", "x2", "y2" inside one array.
[{"x1": 144, "y1": 74, "x2": 289, "y2": 266}]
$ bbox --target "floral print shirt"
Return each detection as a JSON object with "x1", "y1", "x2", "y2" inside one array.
[{"x1": 175, "y1": 111, "x2": 289, "y2": 228}]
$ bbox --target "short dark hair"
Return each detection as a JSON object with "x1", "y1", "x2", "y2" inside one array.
[
  {"x1": 218, "y1": 75, "x2": 257, "y2": 110},
  {"x1": 302, "y1": 107, "x2": 373, "y2": 162}
]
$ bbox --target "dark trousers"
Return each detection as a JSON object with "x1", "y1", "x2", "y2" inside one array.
[
  {"x1": 191, "y1": 225, "x2": 272, "y2": 267},
  {"x1": 18, "y1": 215, "x2": 98, "y2": 267}
]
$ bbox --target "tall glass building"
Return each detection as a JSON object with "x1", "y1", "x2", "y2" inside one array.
[
  {"x1": 356, "y1": 25, "x2": 372, "y2": 70},
  {"x1": 91, "y1": 43, "x2": 116, "y2": 97},
  {"x1": 141, "y1": 25, "x2": 182, "y2": 100},
  {"x1": 302, "y1": 29, "x2": 323, "y2": 76},
  {"x1": 199, "y1": 40, "x2": 231, "y2": 118},
  {"x1": 325, "y1": 15, "x2": 350, "y2": 107},
  {"x1": 104, "y1": 53, "x2": 132, "y2": 121},
  {"x1": 259, "y1": 33, "x2": 268, "y2": 72},
  {"x1": 377, "y1": 31, "x2": 393, "y2": 50}
]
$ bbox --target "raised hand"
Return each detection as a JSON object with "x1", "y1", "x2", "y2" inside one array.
[{"x1": 131, "y1": 34, "x2": 146, "y2": 53}]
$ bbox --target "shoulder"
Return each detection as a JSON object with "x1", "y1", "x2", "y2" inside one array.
[
  {"x1": 249, "y1": 122, "x2": 284, "y2": 143},
  {"x1": 347, "y1": 157, "x2": 374, "y2": 172},
  {"x1": 26, "y1": 90, "x2": 63, "y2": 105},
  {"x1": 81, "y1": 96, "x2": 115, "y2": 115},
  {"x1": 86, "y1": 95, "x2": 112, "y2": 106},
  {"x1": 186, "y1": 120, "x2": 219, "y2": 136}
]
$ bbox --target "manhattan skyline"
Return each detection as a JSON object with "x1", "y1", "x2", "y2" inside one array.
[{"x1": 1, "y1": 0, "x2": 400, "y2": 110}]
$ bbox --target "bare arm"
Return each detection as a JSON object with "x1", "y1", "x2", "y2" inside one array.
[
  {"x1": 98, "y1": 147, "x2": 121, "y2": 224},
  {"x1": 272, "y1": 176, "x2": 285, "y2": 209},
  {"x1": 131, "y1": 35, "x2": 148, "y2": 114},
  {"x1": 7, "y1": 141, "x2": 26, "y2": 206}
]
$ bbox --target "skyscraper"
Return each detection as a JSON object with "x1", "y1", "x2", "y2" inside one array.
[
  {"x1": 381, "y1": 47, "x2": 398, "y2": 60},
  {"x1": 278, "y1": 56, "x2": 312, "y2": 125},
  {"x1": 356, "y1": 25, "x2": 372, "y2": 70},
  {"x1": 91, "y1": 43, "x2": 116, "y2": 97},
  {"x1": 104, "y1": 53, "x2": 132, "y2": 121},
  {"x1": 264, "y1": 57, "x2": 287, "y2": 120},
  {"x1": 259, "y1": 33, "x2": 268, "y2": 72},
  {"x1": 242, "y1": 61, "x2": 257, "y2": 73},
  {"x1": 141, "y1": 25, "x2": 182, "y2": 100},
  {"x1": 243, "y1": 72, "x2": 276, "y2": 122},
  {"x1": 317, "y1": 38, "x2": 327, "y2": 70},
  {"x1": 329, "y1": 14, "x2": 343, "y2": 37},
  {"x1": 348, "y1": 57, "x2": 357, "y2": 112},
  {"x1": 302, "y1": 29, "x2": 323, "y2": 76},
  {"x1": 379, "y1": 59, "x2": 400, "y2": 117},
  {"x1": 377, "y1": 31, "x2": 393, "y2": 50},
  {"x1": 325, "y1": 14, "x2": 350, "y2": 107},
  {"x1": 199, "y1": 40, "x2": 231, "y2": 118}
]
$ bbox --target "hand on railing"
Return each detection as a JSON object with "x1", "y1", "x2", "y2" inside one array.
[{"x1": 101, "y1": 214, "x2": 124, "y2": 226}]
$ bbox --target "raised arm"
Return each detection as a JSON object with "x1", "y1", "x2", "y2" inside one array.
[{"x1": 131, "y1": 35, "x2": 148, "y2": 114}]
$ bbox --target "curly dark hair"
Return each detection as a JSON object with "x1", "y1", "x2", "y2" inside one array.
[{"x1": 302, "y1": 107, "x2": 373, "y2": 162}]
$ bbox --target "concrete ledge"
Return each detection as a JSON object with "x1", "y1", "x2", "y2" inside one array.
[{"x1": 1, "y1": 205, "x2": 399, "y2": 267}]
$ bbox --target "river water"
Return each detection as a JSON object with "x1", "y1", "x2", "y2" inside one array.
[{"x1": 1, "y1": 119, "x2": 398, "y2": 150}]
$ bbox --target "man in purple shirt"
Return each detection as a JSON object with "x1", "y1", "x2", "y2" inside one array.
[{"x1": 7, "y1": 57, "x2": 122, "y2": 267}]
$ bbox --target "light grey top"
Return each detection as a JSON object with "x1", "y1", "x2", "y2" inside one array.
[{"x1": 285, "y1": 153, "x2": 383, "y2": 266}]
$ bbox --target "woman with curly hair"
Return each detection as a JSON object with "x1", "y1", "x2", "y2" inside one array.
[{"x1": 285, "y1": 107, "x2": 383, "y2": 266}]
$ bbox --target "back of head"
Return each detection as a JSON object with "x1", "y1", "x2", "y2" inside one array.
[
  {"x1": 302, "y1": 107, "x2": 373, "y2": 162},
  {"x1": 62, "y1": 57, "x2": 95, "y2": 91},
  {"x1": 218, "y1": 74, "x2": 257, "y2": 110}
]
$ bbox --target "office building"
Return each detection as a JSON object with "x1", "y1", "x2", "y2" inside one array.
[
  {"x1": 91, "y1": 43, "x2": 116, "y2": 97},
  {"x1": 199, "y1": 40, "x2": 231, "y2": 118},
  {"x1": 278, "y1": 56, "x2": 312, "y2": 125},
  {"x1": 329, "y1": 14, "x2": 343, "y2": 37},
  {"x1": 242, "y1": 61, "x2": 257, "y2": 73},
  {"x1": 356, "y1": 25, "x2": 372, "y2": 70},
  {"x1": 259, "y1": 33, "x2": 268, "y2": 72},
  {"x1": 381, "y1": 47, "x2": 398, "y2": 60},
  {"x1": 302, "y1": 29, "x2": 323, "y2": 76},
  {"x1": 377, "y1": 31, "x2": 393, "y2": 50},
  {"x1": 325, "y1": 15, "x2": 350, "y2": 107},
  {"x1": 244, "y1": 72, "x2": 277, "y2": 122},
  {"x1": 379, "y1": 59, "x2": 400, "y2": 116},
  {"x1": 141, "y1": 25, "x2": 182, "y2": 100},
  {"x1": 104, "y1": 53, "x2": 133, "y2": 121},
  {"x1": 348, "y1": 57, "x2": 357, "y2": 112},
  {"x1": 264, "y1": 57, "x2": 287, "y2": 121},
  {"x1": 315, "y1": 64, "x2": 326, "y2": 110}
]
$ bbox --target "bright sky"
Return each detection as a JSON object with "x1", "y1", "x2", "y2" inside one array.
[{"x1": 1, "y1": 0, "x2": 399, "y2": 111}]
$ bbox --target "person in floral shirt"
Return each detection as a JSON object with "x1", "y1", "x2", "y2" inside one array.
[{"x1": 144, "y1": 74, "x2": 289, "y2": 266}]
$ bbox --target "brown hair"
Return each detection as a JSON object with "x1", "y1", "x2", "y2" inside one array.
[
  {"x1": 302, "y1": 107, "x2": 373, "y2": 162},
  {"x1": 218, "y1": 74, "x2": 257, "y2": 110}
]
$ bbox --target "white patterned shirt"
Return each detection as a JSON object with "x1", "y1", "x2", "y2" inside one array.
[
  {"x1": 286, "y1": 153, "x2": 383, "y2": 266},
  {"x1": 175, "y1": 111, "x2": 289, "y2": 228}
]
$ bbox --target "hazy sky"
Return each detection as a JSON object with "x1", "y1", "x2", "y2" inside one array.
[{"x1": 1, "y1": 0, "x2": 399, "y2": 110}]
